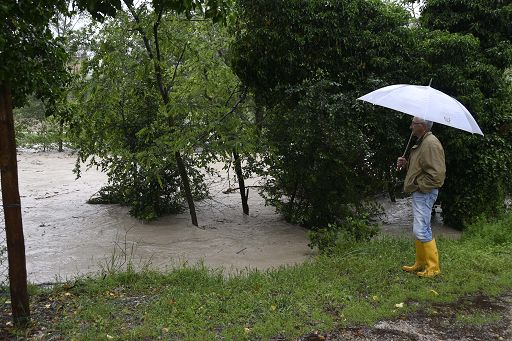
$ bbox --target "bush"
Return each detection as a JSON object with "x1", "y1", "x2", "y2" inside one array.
[
  {"x1": 419, "y1": 2, "x2": 512, "y2": 229},
  {"x1": 14, "y1": 96, "x2": 68, "y2": 151},
  {"x1": 232, "y1": 0, "x2": 415, "y2": 233},
  {"x1": 83, "y1": 155, "x2": 208, "y2": 221},
  {"x1": 308, "y1": 212, "x2": 379, "y2": 254}
]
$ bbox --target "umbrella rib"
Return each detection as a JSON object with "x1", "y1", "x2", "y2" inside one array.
[{"x1": 453, "y1": 98, "x2": 484, "y2": 135}]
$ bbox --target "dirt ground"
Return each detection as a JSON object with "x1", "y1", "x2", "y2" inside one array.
[
  {"x1": 299, "y1": 292, "x2": 512, "y2": 341},
  {"x1": 0, "y1": 290, "x2": 510, "y2": 340}
]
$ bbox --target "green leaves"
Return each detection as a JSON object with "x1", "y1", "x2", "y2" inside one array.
[
  {"x1": 231, "y1": 0, "x2": 414, "y2": 229},
  {"x1": 1, "y1": 0, "x2": 69, "y2": 106},
  {"x1": 418, "y1": 0, "x2": 512, "y2": 228},
  {"x1": 231, "y1": 0, "x2": 512, "y2": 231},
  {"x1": 74, "y1": 0, "x2": 123, "y2": 21},
  {"x1": 69, "y1": 8, "x2": 246, "y2": 220}
]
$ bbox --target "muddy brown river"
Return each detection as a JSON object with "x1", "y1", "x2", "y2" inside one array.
[{"x1": 0, "y1": 151, "x2": 460, "y2": 284}]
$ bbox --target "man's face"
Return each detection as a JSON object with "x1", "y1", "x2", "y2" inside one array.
[{"x1": 410, "y1": 117, "x2": 427, "y2": 137}]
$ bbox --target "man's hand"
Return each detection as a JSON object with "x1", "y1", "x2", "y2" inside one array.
[{"x1": 397, "y1": 157, "x2": 407, "y2": 171}]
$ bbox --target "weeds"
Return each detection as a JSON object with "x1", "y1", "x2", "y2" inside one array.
[{"x1": 98, "y1": 229, "x2": 153, "y2": 276}]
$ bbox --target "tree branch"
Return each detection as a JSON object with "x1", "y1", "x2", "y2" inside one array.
[
  {"x1": 124, "y1": 1, "x2": 154, "y2": 60},
  {"x1": 153, "y1": 9, "x2": 163, "y2": 61},
  {"x1": 224, "y1": 86, "x2": 248, "y2": 118},
  {"x1": 196, "y1": 86, "x2": 248, "y2": 143},
  {"x1": 124, "y1": 1, "x2": 168, "y2": 104},
  {"x1": 224, "y1": 85, "x2": 238, "y2": 107},
  {"x1": 151, "y1": 8, "x2": 169, "y2": 102},
  {"x1": 167, "y1": 43, "x2": 187, "y2": 97}
]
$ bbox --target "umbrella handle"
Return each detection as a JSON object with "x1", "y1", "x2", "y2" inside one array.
[
  {"x1": 401, "y1": 132, "x2": 414, "y2": 158},
  {"x1": 396, "y1": 132, "x2": 414, "y2": 171}
]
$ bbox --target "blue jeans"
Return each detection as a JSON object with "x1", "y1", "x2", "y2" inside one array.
[{"x1": 412, "y1": 189, "x2": 438, "y2": 242}]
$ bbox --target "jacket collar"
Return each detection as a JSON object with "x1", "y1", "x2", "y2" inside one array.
[{"x1": 412, "y1": 131, "x2": 432, "y2": 149}]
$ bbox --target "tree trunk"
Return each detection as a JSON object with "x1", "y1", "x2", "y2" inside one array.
[
  {"x1": 233, "y1": 150, "x2": 249, "y2": 215},
  {"x1": 58, "y1": 118, "x2": 64, "y2": 152},
  {"x1": 0, "y1": 85, "x2": 30, "y2": 327},
  {"x1": 175, "y1": 151, "x2": 198, "y2": 226}
]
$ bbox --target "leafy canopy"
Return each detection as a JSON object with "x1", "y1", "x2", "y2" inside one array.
[
  {"x1": 75, "y1": 0, "x2": 233, "y2": 22},
  {"x1": 1, "y1": 0, "x2": 69, "y2": 106}
]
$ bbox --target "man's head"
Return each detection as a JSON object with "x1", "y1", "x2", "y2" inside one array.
[{"x1": 410, "y1": 117, "x2": 433, "y2": 137}]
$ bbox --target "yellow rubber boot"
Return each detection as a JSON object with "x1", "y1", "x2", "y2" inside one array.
[
  {"x1": 417, "y1": 239, "x2": 441, "y2": 278},
  {"x1": 402, "y1": 240, "x2": 425, "y2": 272}
]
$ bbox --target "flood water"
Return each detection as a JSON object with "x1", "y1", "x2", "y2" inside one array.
[{"x1": 0, "y1": 151, "x2": 460, "y2": 284}]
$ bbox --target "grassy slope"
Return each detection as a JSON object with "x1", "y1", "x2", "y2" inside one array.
[{"x1": 13, "y1": 214, "x2": 512, "y2": 340}]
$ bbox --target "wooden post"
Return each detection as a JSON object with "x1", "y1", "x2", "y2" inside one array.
[{"x1": 0, "y1": 84, "x2": 30, "y2": 326}]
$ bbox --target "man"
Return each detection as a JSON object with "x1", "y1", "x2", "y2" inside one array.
[{"x1": 397, "y1": 117, "x2": 446, "y2": 278}]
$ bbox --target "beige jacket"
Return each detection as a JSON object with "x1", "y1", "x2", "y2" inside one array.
[{"x1": 404, "y1": 132, "x2": 446, "y2": 193}]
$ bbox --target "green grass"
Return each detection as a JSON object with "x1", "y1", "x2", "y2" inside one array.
[
  {"x1": 19, "y1": 213, "x2": 512, "y2": 340},
  {"x1": 455, "y1": 312, "x2": 502, "y2": 326}
]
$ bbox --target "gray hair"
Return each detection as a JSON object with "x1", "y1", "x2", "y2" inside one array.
[{"x1": 416, "y1": 117, "x2": 434, "y2": 131}]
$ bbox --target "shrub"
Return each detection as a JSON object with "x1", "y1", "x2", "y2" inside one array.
[{"x1": 308, "y1": 212, "x2": 379, "y2": 254}]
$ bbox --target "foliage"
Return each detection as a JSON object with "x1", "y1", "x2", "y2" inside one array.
[
  {"x1": 11, "y1": 214, "x2": 512, "y2": 339},
  {"x1": 75, "y1": 0, "x2": 234, "y2": 23},
  {"x1": 0, "y1": 0, "x2": 69, "y2": 106},
  {"x1": 2, "y1": 0, "x2": 79, "y2": 154},
  {"x1": 416, "y1": 0, "x2": 512, "y2": 228},
  {"x1": 462, "y1": 213, "x2": 512, "y2": 247},
  {"x1": 67, "y1": 0, "x2": 241, "y2": 226},
  {"x1": 231, "y1": 0, "x2": 512, "y2": 232},
  {"x1": 14, "y1": 96, "x2": 67, "y2": 151},
  {"x1": 70, "y1": 10, "x2": 245, "y2": 220},
  {"x1": 231, "y1": 0, "x2": 417, "y2": 230},
  {"x1": 308, "y1": 212, "x2": 379, "y2": 254}
]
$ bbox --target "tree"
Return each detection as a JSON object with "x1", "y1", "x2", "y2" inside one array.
[
  {"x1": 71, "y1": 7, "x2": 248, "y2": 221},
  {"x1": 231, "y1": 0, "x2": 417, "y2": 241},
  {"x1": 71, "y1": 0, "x2": 235, "y2": 226},
  {"x1": 232, "y1": 0, "x2": 512, "y2": 238},
  {"x1": 1, "y1": 0, "x2": 69, "y2": 326},
  {"x1": 416, "y1": 0, "x2": 512, "y2": 228},
  {"x1": 13, "y1": 96, "x2": 67, "y2": 151}
]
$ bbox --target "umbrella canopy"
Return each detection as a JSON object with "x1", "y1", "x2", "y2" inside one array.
[{"x1": 357, "y1": 84, "x2": 484, "y2": 136}]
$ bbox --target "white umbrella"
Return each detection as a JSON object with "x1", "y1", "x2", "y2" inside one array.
[{"x1": 357, "y1": 83, "x2": 484, "y2": 136}]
